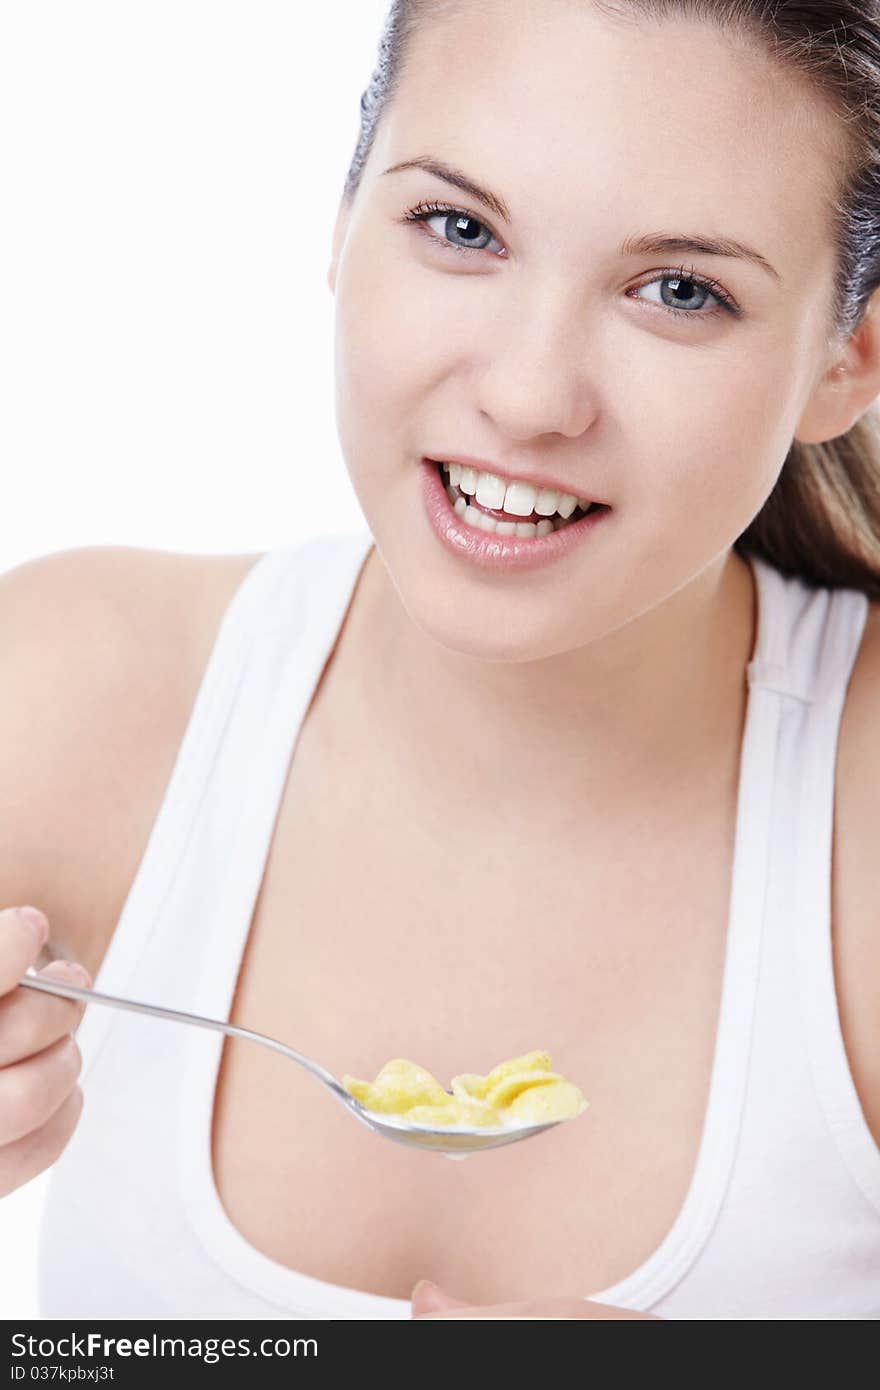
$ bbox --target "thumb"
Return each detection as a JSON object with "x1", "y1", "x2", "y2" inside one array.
[{"x1": 410, "y1": 1279, "x2": 472, "y2": 1316}]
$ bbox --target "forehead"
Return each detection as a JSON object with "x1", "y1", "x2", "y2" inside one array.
[{"x1": 380, "y1": 0, "x2": 845, "y2": 267}]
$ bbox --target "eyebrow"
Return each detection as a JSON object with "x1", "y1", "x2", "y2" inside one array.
[{"x1": 382, "y1": 156, "x2": 782, "y2": 283}]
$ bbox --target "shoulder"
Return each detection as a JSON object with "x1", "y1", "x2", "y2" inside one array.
[
  {"x1": 0, "y1": 543, "x2": 263, "y2": 657},
  {"x1": 833, "y1": 594, "x2": 880, "y2": 1154},
  {"x1": 0, "y1": 545, "x2": 265, "y2": 977}
]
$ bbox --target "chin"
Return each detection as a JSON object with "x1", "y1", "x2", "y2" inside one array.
[{"x1": 401, "y1": 584, "x2": 602, "y2": 664}]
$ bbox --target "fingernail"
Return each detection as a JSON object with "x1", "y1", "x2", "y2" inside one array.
[
  {"x1": 411, "y1": 1279, "x2": 445, "y2": 1311},
  {"x1": 40, "y1": 958, "x2": 91, "y2": 987},
  {"x1": 18, "y1": 906, "x2": 49, "y2": 945}
]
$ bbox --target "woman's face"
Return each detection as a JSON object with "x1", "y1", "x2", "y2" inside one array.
[{"x1": 328, "y1": 0, "x2": 846, "y2": 660}]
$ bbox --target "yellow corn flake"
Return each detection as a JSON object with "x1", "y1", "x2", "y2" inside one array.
[
  {"x1": 449, "y1": 1073, "x2": 488, "y2": 1102},
  {"x1": 403, "y1": 1103, "x2": 456, "y2": 1125},
  {"x1": 507, "y1": 1080, "x2": 589, "y2": 1123},
  {"x1": 341, "y1": 1076, "x2": 375, "y2": 1106},
  {"x1": 484, "y1": 1069, "x2": 562, "y2": 1109},
  {"x1": 482, "y1": 1050, "x2": 553, "y2": 1091},
  {"x1": 375, "y1": 1058, "x2": 449, "y2": 1096},
  {"x1": 342, "y1": 1050, "x2": 588, "y2": 1132},
  {"x1": 342, "y1": 1058, "x2": 450, "y2": 1114},
  {"x1": 407, "y1": 1100, "x2": 502, "y2": 1129}
]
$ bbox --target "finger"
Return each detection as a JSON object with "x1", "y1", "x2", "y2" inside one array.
[
  {"x1": 414, "y1": 1308, "x2": 521, "y2": 1319},
  {"x1": 415, "y1": 1297, "x2": 621, "y2": 1319},
  {"x1": 410, "y1": 1280, "x2": 472, "y2": 1316},
  {"x1": 0, "y1": 1085, "x2": 84, "y2": 1199},
  {"x1": 0, "y1": 1032, "x2": 82, "y2": 1146},
  {"x1": 0, "y1": 906, "x2": 50, "y2": 996},
  {"x1": 0, "y1": 959, "x2": 90, "y2": 1069}
]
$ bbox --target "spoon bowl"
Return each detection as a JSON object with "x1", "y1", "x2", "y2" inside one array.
[
  {"x1": 19, "y1": 972, "x2": 562, "y2": 1158},
  {"x1": 352, "y1": 1106, "x2": 561, "y2": 1159}
]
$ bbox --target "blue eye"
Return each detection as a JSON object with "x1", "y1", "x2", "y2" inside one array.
[
  {"x1": 401, "y1": 199, "x2": 741, "y2": 322},
  {"x1": 404, "y1": 201, "x2": 506, "y2": 256},
  {"x1": 629, "y1": 270, "x2": 736, "y2": 318}
]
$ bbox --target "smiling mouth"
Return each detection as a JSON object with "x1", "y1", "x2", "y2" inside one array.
[{"x1": 431, "y1": 459, "x2": 606, "y2": 528}]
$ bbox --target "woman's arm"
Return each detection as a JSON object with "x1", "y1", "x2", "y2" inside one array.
[{"x1": 0, "y1": 543, "x2": 253, "y2": 978}]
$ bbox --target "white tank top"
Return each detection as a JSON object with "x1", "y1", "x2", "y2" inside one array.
[{"x1": 36, "y1": 527, "x2": 880, "y2": 1319}]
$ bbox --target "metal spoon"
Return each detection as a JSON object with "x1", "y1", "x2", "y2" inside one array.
[{"x1": 18, "y1": 972, "x2": 562, "y2": 1159}]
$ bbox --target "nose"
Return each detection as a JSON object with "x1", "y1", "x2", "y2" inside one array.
[{"x1": 474, "y1": 291, "x2": 600, "y2": 441}]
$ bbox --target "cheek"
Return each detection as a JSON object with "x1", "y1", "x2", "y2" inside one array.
[
  {"x1": 334, "y1": 241, "x2": 448, "y2": 420},
  {"x1": 626, "y1": 347, "x2": 792, "y2": 539}
]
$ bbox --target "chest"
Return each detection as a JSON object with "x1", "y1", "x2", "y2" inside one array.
[
  {"x1": 209, "y1": 588, "x2": 880, "y2": 1307},
  {"x1": 210, "y1": 707, "x2": 750, "y2": 1305}
]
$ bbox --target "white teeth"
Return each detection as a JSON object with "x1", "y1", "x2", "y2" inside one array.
[
  {"x1": 535, "y1": 488, "x2": 563, "y2": 517},
  {"x1": 503, "y1": 480, "x2": 542, "y2": 518},
  {"x1": 462, "y1": 498, "x2": 555, "y2": 538},
  {"x1": 458, "y1": 465, "x2": 478, "y2": 494},
  {"x1": 555, "y1": 493, "x2": 579, "y2": 519},
  {"x1": 440, "y1": 462, "x2": 584, "y2": 519},
  {"x1": 474, "y1": 473, "x2": 507, "y2": 510},
  {"x1": 448, "y1": 489, "x2": 566, "y2": 538}
]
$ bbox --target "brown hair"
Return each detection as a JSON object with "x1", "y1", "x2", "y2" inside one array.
[{"x1": 343, "y1": 0, "x2": 880, "y2": 598}]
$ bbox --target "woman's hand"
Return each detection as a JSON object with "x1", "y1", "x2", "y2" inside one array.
[
  {"x1": 0, "y1": 906, "x2": 90, "y2": 1198},
  {"x1": 410, "y1": 1280, "x2": 663, "y2": 1319}
]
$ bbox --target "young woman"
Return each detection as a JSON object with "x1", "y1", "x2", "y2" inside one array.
[{"x1": 2, "y1": 0, "x2": 880, "y2": 1321}]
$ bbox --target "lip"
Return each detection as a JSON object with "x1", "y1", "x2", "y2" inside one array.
[
  {"x1": 422, "y1": 453, "x2": 606, "y2": 505},
  {"x1": 420, "y1": 459, "x2": 612, "y2": 573}
]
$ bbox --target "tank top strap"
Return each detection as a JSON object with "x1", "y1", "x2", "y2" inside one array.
[
  {"x1": 184, "y1": 526, "x2": 376, "y2": 1021},
  {"x1": 745, "y1": 554, "x2": 880, "y2": 1219},
  {"x1": 75, "y1": 527, "x2": 374, "y2": 1079},
  {"x1": 746, "y1": 555, "x2": 869, "y2": 705}
]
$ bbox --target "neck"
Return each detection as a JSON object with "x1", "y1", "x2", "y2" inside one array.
[{"x1": 333, "y1": 544, "x2": 757, "y2": 834}]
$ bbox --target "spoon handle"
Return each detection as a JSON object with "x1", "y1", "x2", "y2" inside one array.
[{"x1": 18, "y1": 972, "x2": 346, "y2": 1100}]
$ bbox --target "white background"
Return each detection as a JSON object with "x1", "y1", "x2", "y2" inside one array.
[{"x1": 0, "y1": 0, "x2": 390, "y2": 1319}]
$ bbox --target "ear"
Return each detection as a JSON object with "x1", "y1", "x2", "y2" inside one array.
[
  {"x1": 795, "y1": 285, "x2": 880, "y2": 444},
  {"x1": 327, "y1": 197, "x2": 353, "y2": 296}
]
